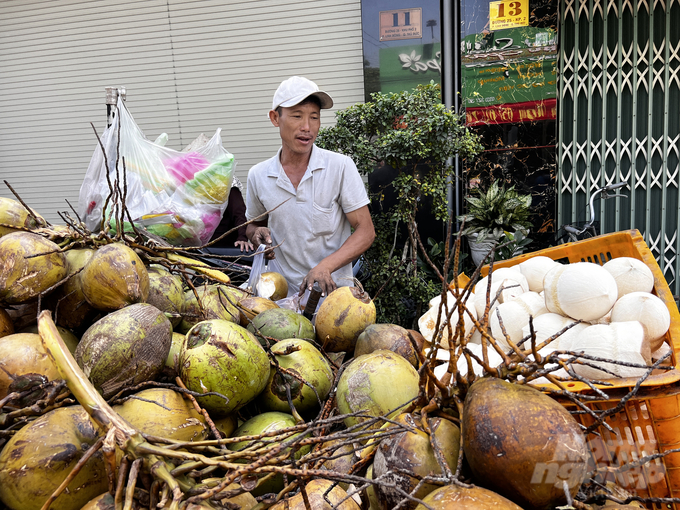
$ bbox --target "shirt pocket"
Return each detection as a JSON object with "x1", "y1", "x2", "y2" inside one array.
[{"x1": 312, "y1": 201, "x2": 337, "y2": 236}]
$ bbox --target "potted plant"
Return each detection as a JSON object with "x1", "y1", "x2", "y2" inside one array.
[{"x1": 458, "y1": 181, "x2": 533, "y2": 265}]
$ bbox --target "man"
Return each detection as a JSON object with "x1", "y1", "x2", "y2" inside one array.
[{"x1": 245, "y1": 76, "x2": 375, "y2": 297}]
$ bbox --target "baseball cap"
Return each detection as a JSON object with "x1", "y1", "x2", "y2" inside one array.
[{"x1": 272, "y1": 76, "x2": 334, "y2": 111}]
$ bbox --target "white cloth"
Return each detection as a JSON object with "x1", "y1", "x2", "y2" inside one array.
[{"x1": 245, "y1": 145, "x2": 370, "y2": 291}]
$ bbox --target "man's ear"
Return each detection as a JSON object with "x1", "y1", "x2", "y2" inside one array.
[{"x1": 269, "y1": 109, "x2": 280, "y2": 127}]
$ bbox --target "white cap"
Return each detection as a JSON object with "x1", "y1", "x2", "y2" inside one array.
[{"x1": 272, "y1": 76, "x2": 334, "y2": 111}]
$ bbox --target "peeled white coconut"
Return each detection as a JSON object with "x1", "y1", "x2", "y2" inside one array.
[
  {"x1": 603, "y1": 257, "x2": 654, "y2": 299},
  {"x1": 521, "y1": 313, "x2": 590, "y2": 385},
  {"x1": 427, "y1": 343, "x2": 503, "y2": 381},
  {"x1": 489, "y1": 293, "x2": 549, "y2": 352},
  {"x1": 517, "y1": 256, "x2": 560, "y2": 292},
  {"x1": 569, "y1": 321, "x2": 650, "y2": 380},
  {"x1": 610, "y1": 291, "x2": 671, "y2": 352},
  {"x1": 473, "y1": 278, "x2": 525, "y2": 319},
  {"x1": 520, "y1": 312, "x2": 590, "y2": 354},
  {"x1": 429, "y1": 290, "x2": 474, "y2": 313},
  {"x1": 543, "y1": 262, "x2": 618, "y2": 322},
  {"x1": 475, "y1": 267, "x2": 529, "y2": 296},
  {"x1": 418, "y1": 298, "x2": 477, "y2": 348}
]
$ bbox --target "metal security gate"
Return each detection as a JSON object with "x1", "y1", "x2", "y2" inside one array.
[{"x1": 558, "y1": 0, "x2": 680, "y2": 292}]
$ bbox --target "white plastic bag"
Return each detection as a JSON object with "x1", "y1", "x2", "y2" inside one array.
[
  {"x1": 78, "y1": 96, "x2": 236, "y2": 246},
  {"x1": 247, "y1": 245, "x2": 303, "y2": 312}
]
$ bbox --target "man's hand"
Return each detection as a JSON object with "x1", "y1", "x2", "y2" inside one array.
[
  {"x1": 299, "y1": 264, "x2": 336, "y2": 297},
  {"x1": 234, "y1": 240, "x2": 254, "y2": 252},
  {"x1": 249, "y1": 226, "x2": 275, "y2": 260}
]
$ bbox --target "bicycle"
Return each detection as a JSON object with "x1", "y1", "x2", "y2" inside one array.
[{"x1": 557, "y1": 181, "x2": 628, "y2": 243}]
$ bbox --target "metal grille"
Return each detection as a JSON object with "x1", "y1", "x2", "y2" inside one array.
[{"x1": 558, "y1": 0, "x2": 680, "y2": 292}]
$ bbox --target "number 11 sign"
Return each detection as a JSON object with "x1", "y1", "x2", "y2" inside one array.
[{"x1": 489, "y1": 0, "x2": 529, "y2": 30}]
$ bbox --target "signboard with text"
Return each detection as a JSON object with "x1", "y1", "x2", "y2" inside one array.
[
  {"x1": 461, "y1": 26, "x2": 557, "y2": 124},
  {"x1": 378, "y1": 43, "x2": 441, "y2": 94},
  {"x1": 379, "y1": 8, "x2": 423, "y2": 41},
  {"x1": 490, "y1": 0, "x2": 529, "y2": 30}
]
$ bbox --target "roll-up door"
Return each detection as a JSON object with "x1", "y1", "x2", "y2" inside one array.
[{"x1": 0, "y1": 0, "x2": 364, "y2": 223}]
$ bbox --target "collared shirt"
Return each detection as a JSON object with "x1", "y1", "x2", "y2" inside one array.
[{"x1": 245, "y1": 145, "x2": 370, "y2": 292}]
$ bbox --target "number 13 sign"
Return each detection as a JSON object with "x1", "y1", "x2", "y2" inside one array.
[{"x1": 489, "y1": 0, "x2": 529, "y2": 30}]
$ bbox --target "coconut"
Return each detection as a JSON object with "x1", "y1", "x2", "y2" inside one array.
[
  {"x1": 418, "y1": 294, "x2": 477, "y2": 348},
  {"x1": 0, "y1": 332, "x2": 61, "y2": 403},
  {"x1": 228, "y1": 411, "x2": 306, "y2": 496},
  {"x1": 80, "y1": 492, "x2": 115, "y2": 510},
  {"x1": 19, "y1": 324, "x2": 79, "y2": 354},
  {"x1": 373, "y1": 412, "x2": 461, "y2": 509},
  {"x1": 473, "y1": 278, "x2": 524, "y2": 319},
  {"x1": 543, "y1": 262, "x2": 618, "y2": 321},
  {"x1": 517, "y1": 255, "x2": 560, "y2": 292},
  {"x1": 45, "y1": 248, "x2": 99, "y2": 331},
  {"x1": 213, "y1": 414, "x2": 238, "y2": 438},
  {"x1": 364, "y1": 464, "x2": 381, "y2": 510},
  {"x1": 336, "y1": 350, "x2": 420, "y2": 429},
  {"x1": 146, "y1": 264, "x2": 185, "y2": 327},
  {"x1": 315, "y1": 284, "x2": 376, "y2": 353},
  {"x1": 256, "y1": 271, "x2": 288, "y2": 301},
  {"x1": 490, "y1": 291, "x2": 548, "y2": 351},
  {"x1": 75, "y1": 303, "x2": 172, "y2": 398},
  {"x1": 319, "y1": 439, "x2": 360, "y2": 490},
  {"x1": 426, "y1": 342, "x2": 503, "y2": 381},
  {"x1": 569, "y1": 321, "x2": 650, "y2": 380},
  {"x1": 0, "y1": 196, "x2": 44, "y2": 237},
  {"x1": 164, "y1": 331, "x2": 186, "y2": 377},
  {"x1": 246, "y1": 307, "x2": 315, "y2": 346},
  {"x1": 238, "y1": 295, "x2": 280, "y2": 325},
  {"x1": 0, "y1": 405, "x2": 108, "y2": 510},
  {"x1": 603, "y1": 257, "x2": 655, "y2": 298},
  {"x1": 179, "y1": 284, "x2": 241, "y2": 333},
  {"x1": 179, "y1": 320, "x2": 270, "y2": 415},
  {"x1": 475, "y1": 267, "x2": 529, "y2": 296},
  {"x1": 269, "y1": 479, "x2": 360, "y2": 510},
  {"x1": 0, "y1": 231, "x2": 68, "y2": 304},
  {"x1": 258, "y1": 338, "x2": 334, "y2": 413},
  {"x1": 113, "y1": 388, "x2": 207, "y2": 441},
  {"x1": 414, "y1": 484, "x2": 524, "y2": 510},
  {"x1": 0, "y1": 308, "x2": 14, "y2": 338},
  {"x1": 81, "y1": 242, "x2": 149, "y2": 311},
  {"x1": 355, "y1": 323, "x2": 421, "y2": 367},
  {"x1": 463, "y1": 377, "x2": 588, "y2": 509},
  {"x1": 610, "y1": 291, "x2": 671, "y2": 352}
]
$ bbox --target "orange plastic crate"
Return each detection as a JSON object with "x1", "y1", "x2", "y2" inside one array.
[{"x1": 481, "y1": 229, "x2": 680, "y2": 507}]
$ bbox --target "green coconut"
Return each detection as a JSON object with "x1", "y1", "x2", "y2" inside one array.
[
  {"x1": 336, "y1": 350, "x2": 420, "y2": 429},
  {"x1": 179, "y1": 320, "x2": 270, "y2": 415},
  {"x1": 44, "y1": 248, "x2": 98, "y2": 331},
  {"x1": 80, "y1": 492, "x2": 115, "y2": 510},
  {"x1": 258, "y1": 338, "x2": 334, "y2": 413},
  {"x1": 179, "y1": 284, "x2": 241, "y2": 333},
  {"x1": 269, "y1": 479, "x2": 360, "y2": 510},
  {"x1": 0, "y1": 231, "x2": 68, "y2": 304},
  {"x1": 146, "y1": 264, "x2": 185, "y2": 327},
  {"x1": 164, "y1": 331, "x2": 186, "y2": 378},
  {"x1": 81, "y1": 242, "x2": 149, "y2": 311},
  {"x1": 113, "y1": 387, "x2": 207, "y2": 441},
  {"x1": 0, "y1": 196, "x2": 44, "y2": 237},
  {"x1": 0, "y1": 405, "x2": 108, "y2": 510},
  {"x1": 355, "y1": 323, "x2": 421, "y2": 367},
  {"x1": 315, "y1": 284, "x2": 376, "y2": 353},
  {"x1": 229, "y1": 411, "x2": 307, "y2": 496},
  {"x1": 238, "y1": 295, "x2": 280, "y2": 326},
  {"x1": 246, "y1": 307, "x2": 315, "y2": 346},
  {"x1": 75, "y1": 303, "x2": 172, "y2": 398},
  {"x1": 374, "y1": 412, "x2": 461, "y2": 508},
  {"x1": 0, "y1": 308, "x2": 13, "y2": 338},
  {"x1": 463, "y1": 377, "x2": 588, "y2": 509},
  {"x1": 414, "y1": 484, "x2": 524, "y2": 510},
  {"x1": 0, "y1": 333, "x2": 61, "y2": 402},
  {"x1": 19, "y1": 324, "x2": 79, "y2": 354}
]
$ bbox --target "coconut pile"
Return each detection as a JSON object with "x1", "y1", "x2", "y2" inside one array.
[
  {"x1": 420, "y1": 255, "x2": 672, "y2": 385},
  {"x1": 0, "y1": 193, "x2": 675, "y2": 510}
]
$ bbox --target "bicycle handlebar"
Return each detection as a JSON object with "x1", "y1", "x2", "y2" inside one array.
[{"x1": 604, "y1": 181, "x2": 627, "y2": 191}]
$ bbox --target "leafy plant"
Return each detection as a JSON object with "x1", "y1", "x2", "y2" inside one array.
[
  {"x1": 494, "y1": 230, "x2": 533, "y2": 261},
  {"x1": 458, "y1": 181, "x2": 533, "y2": 243},
  {"x1": 316, "y1": 83, "x2": 483, "y2": 327}
]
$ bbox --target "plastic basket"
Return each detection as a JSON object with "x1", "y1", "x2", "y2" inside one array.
[{"x1": 482, "y1": 229, "x2": 680, "y2": 507}]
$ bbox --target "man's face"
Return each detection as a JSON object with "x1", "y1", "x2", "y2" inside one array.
[{"x1": 269, "y1": 101, "x2": 321, "y2": 157}]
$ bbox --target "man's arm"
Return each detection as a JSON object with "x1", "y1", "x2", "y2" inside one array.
[{"x1": 300, "y1": 205, "x2": 375, "y2": 296}]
